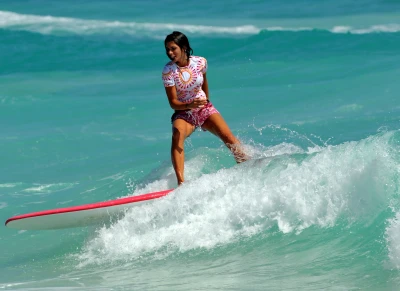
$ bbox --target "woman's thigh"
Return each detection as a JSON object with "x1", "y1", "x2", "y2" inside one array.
[
  {"x1": 201, "y1": 113, "x2": 238, "y2": 144},
  {"x1": 172, "y1": 118, "x2": 196, "y2": 144}
]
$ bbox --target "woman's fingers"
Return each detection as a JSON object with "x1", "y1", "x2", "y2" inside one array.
[
  {"x1": 195, "y1": 99, "x2": 208, "y2": 105},
  {"x1": 188, "y1": 99, "x2": 207, "y2": 109}
]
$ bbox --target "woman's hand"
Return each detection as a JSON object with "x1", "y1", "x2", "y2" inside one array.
[
  {"x1": 187, "y1": 98, "x2": 208, "y2": 109},
  {"x1": 165, "y1": 86, "x2": 209, "y2": 110}
]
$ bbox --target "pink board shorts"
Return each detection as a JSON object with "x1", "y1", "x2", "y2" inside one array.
[{"x1": 171, "y1": 101, "x2": 219, "y2": 130}]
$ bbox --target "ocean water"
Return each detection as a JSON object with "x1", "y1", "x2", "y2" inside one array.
[{"x1": 1, "y1": 1, "x2": 400, "y2": 290}]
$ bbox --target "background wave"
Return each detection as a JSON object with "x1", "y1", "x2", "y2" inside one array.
[{"x1": 1, "y1": 10, "x2": 400, "y2": 37}]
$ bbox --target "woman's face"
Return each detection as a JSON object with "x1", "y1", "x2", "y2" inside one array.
[{"x1": 165, "y1": 41, "x2": 186, "y2": 65}]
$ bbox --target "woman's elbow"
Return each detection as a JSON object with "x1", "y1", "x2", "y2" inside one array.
[{"x1": 168, "y1": 100, "x2": 178, "y2": 110}]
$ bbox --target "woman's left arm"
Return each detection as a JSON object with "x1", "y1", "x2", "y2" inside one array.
[{"x1": 202, "y1": 73, "x2": 209, "y2": 101}]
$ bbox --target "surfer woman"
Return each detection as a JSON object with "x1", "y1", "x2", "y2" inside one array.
[{"x1": 162, "y1": 31, "x2": 248, "y2": 186}]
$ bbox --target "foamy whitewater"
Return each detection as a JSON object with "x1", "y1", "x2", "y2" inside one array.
[{"x1": 1, "y1": 1, "x2": 400, "y2": 290}]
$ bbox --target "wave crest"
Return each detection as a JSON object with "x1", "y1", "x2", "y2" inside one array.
[
  {"x1": 77, "y1": 131, "x2": 400, "y2": 266},
  {"x1": 1, "y1": 10, "x2": 400, "y2": 37}
]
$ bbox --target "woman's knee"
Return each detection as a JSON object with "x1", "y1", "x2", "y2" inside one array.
[{"x1": 220, "y1": 131, "x2": 239, "y2": 146}]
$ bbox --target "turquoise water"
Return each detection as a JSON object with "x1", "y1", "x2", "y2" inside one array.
[{"x1": 1, "y1": 1, "x2": 400, "y2": 290}]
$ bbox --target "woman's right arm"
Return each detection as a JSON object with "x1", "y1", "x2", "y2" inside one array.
[{"x1": 165, "y1": 86, "x2": 208, "y2": 110}]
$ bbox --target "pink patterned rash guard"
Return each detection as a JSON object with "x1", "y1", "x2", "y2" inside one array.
[{"x1": 162, "y1": 56, "x2": 208, "y2": 103}]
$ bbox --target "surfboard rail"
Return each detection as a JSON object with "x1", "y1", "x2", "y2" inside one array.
[{"x1": 5, "y1": 189, "x2": 174, "y2": 230}]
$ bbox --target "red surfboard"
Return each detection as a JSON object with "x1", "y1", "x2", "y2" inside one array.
[{"x1": 5, "y1": 189, "x2": 174, "y2": 230}]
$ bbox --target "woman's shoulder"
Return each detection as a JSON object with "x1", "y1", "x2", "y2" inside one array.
[
  {"x1": 162, "y1": 61, "x2": 177, "y2": 74},
  {"x1": 191, "y1": 56, "x2": 207, "y2": 63},
  {"x1": 190, "y1": 56, "x2": 207, "y2": 72},
  {"x1": 163, "y1": 60, "x2": 176, "y2": 68}
]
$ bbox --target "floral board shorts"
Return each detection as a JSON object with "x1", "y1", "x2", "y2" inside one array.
[{"x1": 171, "y1": 101, "x2": 219, "y2": 131}]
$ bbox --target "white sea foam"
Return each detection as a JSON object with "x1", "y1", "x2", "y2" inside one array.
[
  {"x1": 331, "y1": 24, "x2": 400, "y2": 34},
  {"x1": 1, "y1": 10, "x2": 399, "y2": 37},
  {"x1": 0, "y1": 11, "x2": 259, "y2": 37},
  {"x1": 0, "y1": 183, "x2": 18, "y2": 188},
  {"x1": 386, "y1": 211, "x2": 400, "y2": 269},
  {"x1": 77, "y1": 132, "x2": 397, "y2": 266}
]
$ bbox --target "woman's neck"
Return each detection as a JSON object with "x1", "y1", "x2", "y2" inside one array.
[{"x1": 177, "y1": 57, "x2": 189, "y2": 67}]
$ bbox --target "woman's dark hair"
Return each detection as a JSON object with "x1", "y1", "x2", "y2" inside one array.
[{"x1": 164, "y1": 31, "x2": 193, "y2": 60}]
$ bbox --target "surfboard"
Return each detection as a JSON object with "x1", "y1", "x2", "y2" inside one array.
[{"x1": 5, "y1": 189, "x2": 174, "y2": 230}]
